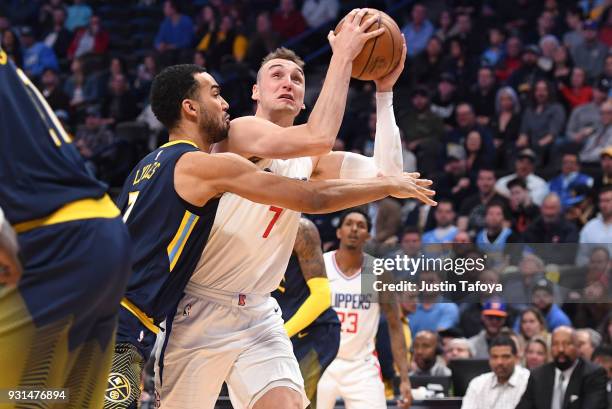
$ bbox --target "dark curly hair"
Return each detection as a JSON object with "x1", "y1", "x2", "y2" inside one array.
[{"x1": 150, "y1": 64, "x2": 206, "y2": 130}]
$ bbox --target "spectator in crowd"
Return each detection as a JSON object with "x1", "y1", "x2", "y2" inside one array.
[
  {"x1": 517, "y1": 79, "x2": 566, "y2": 166},
  {"x1": 271, "y1": 0, "x2": 306, "y2": 41},
  {"x1": 504, "y1": 254, "x2": 558, "y2": 310},
  {"x1": 591, "y1": 345, "x2": 612, "y2": 389},
  {"x1": 196, "y1": 14, "x2": 247, "y2": 70},
  {"x1": 74, "y1": 106, "x2": 115, "y2": 168},
  {"x1": 402, "y1": 3, "x2": 434, "y2": 58},
  {"x1": 495, "y1": 35, "x2": 522, "y2": 83},
  {"x1": 301, "y1": 0, "x2": 338, "y2": 29},
  {"x1": 385, "y1": 227, "x2": 423, "y2": 279},
  {"x1": 605, "y1": 54, "x2": 612, "y2": 82},
  {"x1": 154, "y1": 0, "x2": 194, "y2": 52},
  {"x1": 566, "y1": 76, "x2": 610, "y2": 145},
  {"x1": 563, "y1": 7, "x2": 584, "y2": 51},
  {"x1": 552, "y1": 45, "x2": 573, "y2": 85},
  {"x1": 1, "y1": 28, "x2": 22, "y2": 67},
  {"x1": 444, "y1": 338, "x2": 472, "y2": 364},
  {"x1": 41, "y1": 68, "x2": 69, "y2": 112},
  {"x1": 100, "y1": 73, "x2": 139, "y2": 125},
  {"x1": 516, "y1": 326, "x2": 608, "y2": 409},
  {"x1": 464, "y1": 130, "x2": 495, "y2": 181},
  {"x1": 410, "y1": 36, "x2": 445, "y2": 90},
  {"x1": 559, "y1": 67, "x2": 594, "y2": 110},
  {"x1": 507, "y1": 177, "x2": 540, "y2": 234},
  {"x1": 475, "y1": 202, "x2": 521, "y2": 266},
  {"x1": 496, "y1": 149, "x2": 549, "y2": 206},
  {"x1": 430, "y1": 72, "x2": 459, "y2": 128},
  {"x1": 508, "y1": 45, "x2": 547, "y2": 102},
  {"x1": 67, "y1": 14, "x2": 109, "y2": 60},
  {"x1": 531, "y1": 278, "x2": 572, "y2": 331},
  {"x1": 434, "y1": 9, "x2": 454, "y2": 44},
  {"x1": 548, "y1": 152, "x2": 594, "y2": 210},
  {"x1": 447, "y1": 103, "x2": 494, "y2": 153},
  {"x1": 538, "y1": 35, "x2": 560, "y2": 76},
  {"x1": 20, "y1": 26, "x2": 59, "y2": 79},
  {"x1": 524, "y1": 337, "x2": 549, "y2": 370},
  {"x1": 518, "y1": 307, "x2": 550, "y2": 346},
  {"x1": 462, "y1": 335, "x2": 530, "y2": 409},
  {"x1": 575, "y1": 328, "x2": 602, "y2": 361},
  {"x1": 468, "y1": 301, "x2": 508, "y2": 358},
  {"x1": 134, "y1": 53, "x2": 158, "y2": 97},
  {"x1": 38, "y1": 0, "x2": 67, "y2": 34},
  {"x1": 365, "y1": 198, "x2": 402, "y2": 257},
  {"x1": 481, "y1": 27, "x2": 506, "y2": 67},
  {"x1": 410, "y1": 330, "x2": 452, "y2": 376},
  {"x1": 579, "y1": 100, "x2": 612, "y2": 165},
  {"x1": 594, "y1": 146, "x2": 612, "y2": 192},
  {"x1": 443, "y1": 37, "x2": 476, "y2": 96},
  {"x1": 467, "y1": 66, "x2": 498, "y2": 127},
  {"x1": 65, "y1": 0, "x2": 92, "y2": 32},
  {"x1": 577, "y1": 185, "x2": 612, "y2": 266},
  {"x1": 398, "y1": 86, "x2": 444, "y2": 176},
  {"x1": 193, "y1": 5, "x2": 217, "y2": 43},
  {"x1": 63, "y1": 56, "x2": 98, "y2": 109},
  {"x1": 408, "y1": 270, "x2": 459, "y2": 335},
  {"x1": 42, "y1": 7, "x2": 71, "y2": 60},
  {"x1": 492, "y1": 86, "x2": 522, "y2": 170},
  {"x1": 422, "y1": 199, "x2": 459, "y2": 247},
  {"x1": 245, "y1": 12, "x2": 280, "y2": 70},
  {"x1": 450, "y1": 13, "x2": 482, "y2": 59},
  {"x1": 571, "y1": 20, "x2": 608, "y2": 81},
  {"x1": 526, "y1": 10, "x2": 558, "y2": 45},
  {"x1": 458, "y1": 168, "x2": 508, "y2": 233}
]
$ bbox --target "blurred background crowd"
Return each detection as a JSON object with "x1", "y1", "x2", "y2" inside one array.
[{"x1": 1, "y1": 0, "x2": 611, "y2": 406}]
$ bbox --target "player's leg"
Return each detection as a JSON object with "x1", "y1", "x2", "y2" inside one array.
[
  {"x1": 315, "y1": 360, "x2": 342, "y2": 409},
  {"x1": 155, "y1": 294, "x2": 236, "y2": 409},
  {"x1": 0, "y1": 217, "x2": 132, "y2": 408},
  {"x1": 339, "y1": 356, "x2": 386, "y2": 409}
]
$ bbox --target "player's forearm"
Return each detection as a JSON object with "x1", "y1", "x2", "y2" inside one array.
[
  {"x1": 305, "y1": 53, "x2": 353, "y2": 153},
  {"x1": 389, "y1": 319, "x2": 410, "y2": 382},
  {"x1": 374, "y1": 92, "x2": 403, "y2": 176},
  {"x1": 284, "y1": 277, "x2": 331, "y2": 337}
]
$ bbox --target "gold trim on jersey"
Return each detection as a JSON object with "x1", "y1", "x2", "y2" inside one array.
[
  {"x1": 120, "y1": 298, "x2": 160, "y2": 335},
  {"x1": 160, "y1": 140, "x2": 199, "y2": 149},
  {"x1": 167, "y1": 211, "x2": 200, "y2": 271},
  {"x1": 12, "y1": 195, "x2": 120, "y2": 233}
]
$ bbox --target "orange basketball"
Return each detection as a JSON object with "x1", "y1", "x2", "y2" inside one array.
[{"x1": 334, "y1": 9, "x2": 404, "y2": 81}]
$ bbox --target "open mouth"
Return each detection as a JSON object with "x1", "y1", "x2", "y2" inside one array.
[{"x1": 278, "y1": 94, "x2": 294, "y2": 102}]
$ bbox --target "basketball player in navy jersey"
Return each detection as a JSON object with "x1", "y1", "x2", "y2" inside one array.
[
  {"x1": 107, "y1": 64, "x2": 434, "y2": 409},
  {"x1": 272, "y1": 218, "x2": 341, "y2": 409},
  {"x1": 0, "y1": 49, "x2": 133, "y2": 408}
]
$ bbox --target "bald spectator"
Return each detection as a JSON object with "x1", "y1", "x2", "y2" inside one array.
[
  {"x1": 516, "y1": 326, "x2": 608, "y2": 409},
  {"x1": 576, "y1": 186, "x2": 612, "y2": 266},
  {"x1": 444, "y1": 338, "x2": 473, "y2": 364},
  {"x1": 579, "y1": 100, "x2": 612, "y2": 165},
  {"x1": 575, "y1": 328, "x2": 602, "y2": 361},
  {"x1": 462, "y1": 335, "x2": 530, "y2": 409},
  {"x1": 571, "y1": 20, "x2": 608, "y2": 81},
  {"x1": 402, "y1": 3, "x2": 434, "y2": 57},
  {"x1": 496, "y1": 149, "x2": 549, "y2": 206},
  {"x1": 410, "y1": 331, "x2": 451, "y2": 376},
  {"x1": 469, "y1": 301, "x2": 508, "y2": 358}
]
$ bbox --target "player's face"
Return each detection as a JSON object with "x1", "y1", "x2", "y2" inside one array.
[
  {"x1": 254, "y1": 58, "x2": 305, "y2": 117},
  {"x1": 193, "y1": 73, "x2": 230, "y2": 143},
  {"x1": 336, "y1": 213, "x2": 370, "y2": 250}
]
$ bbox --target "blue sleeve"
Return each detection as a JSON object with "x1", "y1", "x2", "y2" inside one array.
[
  {"x1": 41, "y1": 46, "x2": 59, "y2": 72},
  {"x1": 155, "y1": 19, "x2": 169, "y2": 47},
  {"x1": 176, "y1": 16, "x2": 194, "y2": 48},
  {"x1": 437, "y1": 303, "x2": 459, "y2": 330}
]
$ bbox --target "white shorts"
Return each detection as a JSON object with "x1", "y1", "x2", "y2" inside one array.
[
  {"x1": 317, "y1": 355, "x2": 386, "y2": 409},
  {"x1": 155, "y1": 283, "x2": 308, "y2": 409}
]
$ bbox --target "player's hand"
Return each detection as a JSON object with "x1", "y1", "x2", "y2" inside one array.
[
  {"x1": 328, "y1": 9, "x2": 385, "y2": 61},
  {"x1": 397, "y1": 379, "x2": 413, "y2": 409},
  {"x1": 374, "y1": 35, "x2": 407, "y2": 92},
  {"x1": 0, "y1": 248, "x2": 21, "y2": 286},
  {"x1": 387, "y1": 172, "x2": 437, "y2": 206}
]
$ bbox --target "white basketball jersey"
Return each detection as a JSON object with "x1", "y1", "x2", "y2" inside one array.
[
  {"x1": 189, "y1": 157, "x2": 313, "y2": 294},
  {"x1": 324, "y1": 251, "x2": 380, "y2": 361}
]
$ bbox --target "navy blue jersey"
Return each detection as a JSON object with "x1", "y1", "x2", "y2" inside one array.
[
  {"x1": 0, "y1": 50, "x2": 106, "y2": 224},
  {"x1": 118, "y1": 140, "x2": 219, "y2": 323},
  {"x1": 273, "y1": 254, "x2": 339, "y2": 328}
]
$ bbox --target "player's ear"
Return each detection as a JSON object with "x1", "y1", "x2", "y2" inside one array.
[
  {"x1": 252, "y1": 83, "x2": 259, "y2": 101},
  {"x1": 182, "y1": 99, "x2": 198, "y2": 117}
]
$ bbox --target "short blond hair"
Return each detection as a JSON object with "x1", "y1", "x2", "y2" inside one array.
[{"x1": 257, "y1": 47, "x2": 305, "y2": 82}]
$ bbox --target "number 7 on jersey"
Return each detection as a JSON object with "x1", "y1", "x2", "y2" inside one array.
[{"x1": 262, "y1": 206, "x2": 283, "y2": 238}]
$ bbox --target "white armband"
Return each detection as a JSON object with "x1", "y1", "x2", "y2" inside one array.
[{"x1": 374, "y1": 92, "x2": 403, "y2": 176}]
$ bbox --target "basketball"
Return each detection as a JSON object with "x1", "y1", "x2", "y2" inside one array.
[{"x1": 334, "y1": 9, "x2": 404, "y2": 81}]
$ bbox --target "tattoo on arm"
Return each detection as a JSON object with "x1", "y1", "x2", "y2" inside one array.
[{"x1": 293, "y1": 218, "x2": 326, "y2": 281}]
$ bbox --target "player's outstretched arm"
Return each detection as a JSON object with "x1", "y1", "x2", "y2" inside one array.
[
  {"x1": 223, "y1": 9, "x2": 385, "y2": 159},
  {"x1": 0, "y1": 208, "x2": 22, "y2": 286},
  {"x1": 174, "y1": 152, "x2": 436, "y2": 214},
  {"x1": 283, "y1": 218, "x2": 330, "y2": 338}
]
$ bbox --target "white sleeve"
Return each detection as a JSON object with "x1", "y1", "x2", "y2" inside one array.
[{"x1": 374, "y1": 92, "x2": 403, "y2": 176}]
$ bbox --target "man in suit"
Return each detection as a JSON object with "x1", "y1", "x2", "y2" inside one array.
[{"x1": 516, "y1": 326, "x2": 608, "y2": 409}]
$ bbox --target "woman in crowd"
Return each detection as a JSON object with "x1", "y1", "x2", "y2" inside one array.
[
  {"x1": 524, "y1": 337, "x2": 549, "y2": 370},
  {"x1": 518, "y1": 307, "x2": 550, "y2": 346},
  {"x1": 559, "y1": 66, "x2": 594, "y2": 110},
  {"x1": 492, "y1": 86, "x2": 522, "y2": 171}
]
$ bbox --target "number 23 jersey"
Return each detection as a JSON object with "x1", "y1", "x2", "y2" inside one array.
[
  {"x1": 324, "y1": 251, "x2": 380, "y2": 361},
  {"x1": 189, "y1": 157, "x2": 313, "y2": 294}
]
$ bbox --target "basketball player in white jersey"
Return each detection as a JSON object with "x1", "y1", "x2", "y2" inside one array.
[
  {"x1": 157, "y1": 9, "x2": 426, "y2": 409},
  {"x1": 318, "y1": 209, "x2": 411, "y2": 409}
]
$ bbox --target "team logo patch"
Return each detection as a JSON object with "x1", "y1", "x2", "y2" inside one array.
[
  {"x1": 238, "y1": 294, "x2": 246, "y2": 306},
  {"x1": 105, "y1": 372, "x2": 131, "y2": 403}
]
